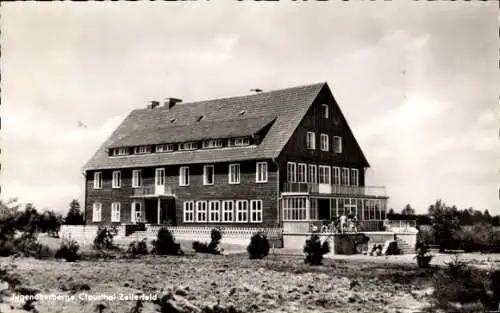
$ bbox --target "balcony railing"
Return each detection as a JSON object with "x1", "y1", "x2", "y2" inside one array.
[
  {"x1": 282, "y1": 183, "x2": 387, "y2": 197},
  {"x1": 131, "y1": 185, "x2": 174, "y2": 198}
]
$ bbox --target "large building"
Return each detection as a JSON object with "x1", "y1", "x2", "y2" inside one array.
[{"x1": 82, "y1": 82, "x2": 388, "y2": 232}]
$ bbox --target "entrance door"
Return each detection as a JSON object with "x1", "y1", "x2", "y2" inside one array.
[
  {"x1": 155, "y1": 168, "x2": 165, "y2": 195},
  {"x1": 317, "y1": 199, "x2": 331, "y2": 221},
  {"x1": 131, "y1": 201, "x2": 143, "y2": 223},
  {"x1": 145, "y1": 199, "x2": 157, "y2": 224}
]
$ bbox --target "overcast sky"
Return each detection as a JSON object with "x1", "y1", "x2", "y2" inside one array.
[{"x1": 1, "y1": 2, "x2": 498, "y2": 215}]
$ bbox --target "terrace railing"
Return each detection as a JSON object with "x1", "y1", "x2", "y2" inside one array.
[
  {"x1": 282, "y1": 183, "x2": 387, "y2": 197},
  {"x1": 131, "y1": 185, "x2": 174, "y2": 198}
]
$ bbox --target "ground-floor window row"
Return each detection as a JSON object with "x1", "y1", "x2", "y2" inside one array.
[
  {"x1": 282, "y1": 197, "x2": 386, "y2": 221},
  {"x1": 183, "y1": 200, "x2": 263, "y2": 223}
]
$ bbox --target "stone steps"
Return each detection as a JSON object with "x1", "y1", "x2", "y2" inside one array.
[{"x1": 396, "y1": 238, "x2": 415, "y2": 255}]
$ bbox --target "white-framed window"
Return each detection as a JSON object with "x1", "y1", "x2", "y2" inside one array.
[
  {"x1": 183, "y1": 201, "x2": 195, "y2": 223},
  {"x1": 203, "y1": 165, "x2": 214, "y2": 185},
  {"x1": 111, "y1": 202, "x2": 121, "y2": 222},
  {"x1": 297, "y1": 163, "x2": 307, "y2": 183},
  {"x1": 196, "y1": 201, "x2": 207, "y2": 222},
  {"x1": 131, "y1": 201, "x2": 142, "y2": 223},
  {"x1": 341, "y1": 167, "x2": 350, "y2": 185},
  {"x1": 222, "y1": 200, "x2": 234, "y2": 222},
  {"x1": 179, "y1": 142, "x2": 198, "y2": 151},
  {"x1": 321, "y1": 103, "x2": 329, "y2": 118},
  {"x1": 333, "y1": 136, "x2": 342, "y2": 153},
  {"x1": 134, "y1": 145, "x2": 151, "y2": 154},
  {"x1": 307, "y1": 164, "x2": 317, "y2": 184},
  {"x1": 320, "y1": 134, "x2": 329, "y2": 151},
  {"x1": 306, "y1": 132, "x2": 316, "y2": 150},
  {"x1": 179, "y1": 166, "x2": 190, "y2": 186},
  {"x1": 319, "y1": 165, "x2": 331, "y2": 184},
  {"x1": 351, "y1": 169, "x2": 359, "y2": 186},
  {"x1": 112, "y1": 171, "x2": 121, "y2": 188},
  {"x1": 282, "y1": 197, "x2": 307, "y2": 221},
  {"x1": 93, "y1": 172, "x2": 102, "y2": 189},
  {"x1": 228, "y1": 163, "x2": 240, "y2": 184},
  {"x1": 92, "y1": 202, "x2": 102, "y2": 222},
  {"x1": 112, "y1": 147, "x2": 129, "y2": 156},
  {"x1": 132, "y1": 170, "x2": 142, "y2": 188},
  {"x1": 156, "y1": 144, "x2": 174, "y2": 153},
  {"x1": 250, "y1": 200, "x2": 263, "y2": 223},
  {"x1": 228, "y1": 137, "x2": 250, "y2": 147},
  {"x1": 235, "y1": 200, "x2": 248, "y2": 223},
  {"x1": 256, "y1": 162, "x2": 268, "y2": 183},
  {"x1": 155, "y1": 168, "x2": 165, "y2": 186},
  {"x1": 202, "y1": 139, "x2": 223, "y2": 149},
  {"x1": 333, "y1": 167, "x2": 341, "y2": 185},
  {"x1": 209, "y1": 201, "x2": 220, "y2": 222},
  {"x1": 287, "y1": 162, "x2": 297, "y2": 182}
]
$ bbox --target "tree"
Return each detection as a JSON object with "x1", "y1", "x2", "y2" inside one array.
[
  {"x1": 388, "y1": 208, "x2": 395, "y2": 215},
  {"x1": 401, "y1": 204, "x2": 416, "y2": 215},
  {"x1": 65, "y1": 200, "x2": 84, "y2": 225},
  {"x1": 39, "y1": 210, "x2": 63, "y2": 237},
  {"x1": 428, "y1": 200, "x2": 461, "y2": 252}
]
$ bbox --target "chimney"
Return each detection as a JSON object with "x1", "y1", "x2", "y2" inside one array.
[
  {"x1": 148, "y1": 101, "x2": 160, "y2": 109},
  {"x1": 164, "y1": 97, "x2": 182, "y2": 109}
]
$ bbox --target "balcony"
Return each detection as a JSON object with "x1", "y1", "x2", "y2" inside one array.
[
  {"x1": 282, "y1": 183, "x2": 387, "y2": 198},
  {"x1": 131, "y1": 185, "x2": 175, "y2": 198}
]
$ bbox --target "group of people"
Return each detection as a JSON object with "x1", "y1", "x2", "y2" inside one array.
[{"x1": 317, "y1": 213, "x2": 360, "y2": 234}]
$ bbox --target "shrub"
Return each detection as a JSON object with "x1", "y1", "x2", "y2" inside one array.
[
  {"x1": 93, "y1": 225, "x2": 118, "y2": 250},
  {"x1": 55, "y1": 237, "x2": 80, "y2": 262},
  {"x1": 193, "y1": 228, "x2": 223, "y2": 255},
  {"x1": 247, "y1": 232, "x2": 270, "y2": 259},
  {"x1": 151, "y1": 227, "x2": 183, "y2": 256},
  {"x1": 127, "y1": 239, "x2": 148, "y2": 257},
  {"x1": 303, "y1": 234, "x2": 330, "y2": 265}
]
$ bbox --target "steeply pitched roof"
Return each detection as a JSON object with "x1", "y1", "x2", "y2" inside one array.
[{"x1": 83, "y1": 82, "x2": 326, "y2": 171}]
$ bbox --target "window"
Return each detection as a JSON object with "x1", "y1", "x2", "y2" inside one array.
[
  {"x1": 112, "y1": 171, "x2": 121, "y2": 188},
  {"x1": 131, "y1": 201, "x2": 142, "y2": 223},
  {"x1": 132, "y1": 170, "x2": 142, "y2": 188},
  {"x1": 332, "y1": 167, "x2": 341, "y2": 185},
  {"x1": 319, "y1": 166, "x2": 331, "y2": 184},
  {"x1": 92, "y1": 203, "x2": 102, "y2": 222},
  {"x1": 250, "y1": 200, "x2": 263, "y2": 223},
  {"x1": 112, "y1": 148, "x2": 129, "y2": 156},
  {"x1": 306, "y1": 132, "x2": 316, "y2": 149},
  {"x1": 209, "y1": 201, "x2": 220, "y2": 222},
  {"x1": 196, "y1": 201, "x2": 207, "y2": 222},
  {"x1": 235, "y1": 200, "x2": 248, "y2": 222},
  {"x1": 297, "y1": 163, "x2": 307, "y2": 183},
  {"x1": 203, "y1": 165, "x2": 214, "y2": 185},
  {"x1": 320, "y1": 134, "x2": 329, "y2": 151},
  {"x1": 183, "y1": 201, "x2": 195, "y2": 223},
  {"x1": 134, "y1": 145, "x2": 151, "y2": 154},
  {"x1": 222, "y1": 200, "x2": 234, "y2": 222},
  {"x1": 93, "y1": 172, "x2": 102, "y2": 189},
  {"x1": 333, "y1": 136, "x2": 342, "y2": 153},
  {"x1": 321, "y1": 104, "x2": 329, "y2": 118},
  {"x1": 282, "y1": 197, "x2": 307, "y2": 221},
  {"x1": 202, "y1": 139, "x2": 223, "y2": 149},
  {"x1": 351, "y1": 169, "x2": 359, "y2": 186},
  {"x1": 256, "y1": 162, "x2": 268, "y2": 183},
  {"x1": 341, "y1": 168, "x2": 350, "y2": 185},
  {"x1": 111, "y1": 202, "x2": 120, "y2": 222},
  {"x1": 287, "y1": 162, "x2": 296, "y2": 182},
  {"x1": 307, "y1": 165, "x2": 317, "y2": 183},
  {"x1": 228, "y1": 137, "x2": 250, "y2": 147},
  {"x1": 179, "y1": 166, "x2": 190, "y2": 186},
  {"x1": 228, "y1": 164, "x2": 240, "y2": 184},
  {"x1": 179, "y1": 142, "x2": 198, "y2": 151},
  {"x1": 156, "y1": 144, "x2": 174, "y2": 153},
  {"x1": 155, "y1": 168, "x2": 165, "y2": 186}
]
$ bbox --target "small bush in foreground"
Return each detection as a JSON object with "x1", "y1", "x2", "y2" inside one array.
[
  {"x1": 127, "y1": 239, "x2": 148, "y2": 257},
  {"x1": 55, "y1": 237, "x2": 80, "y2": 262},
  {"x1": 151, "y1": 227, "x2": 183, "y2": 256},
  {"x1": 247, "y1": 232, "x2": 270, "y2": 259},
  {"x1": 93, "y1": 226, "x2": 118, "y2": 250},
  {"x1": 193, "y1": 228, "x2": 223, "y2": 255},
  {"x1": 304, "y1": 234, "x2": 330, "y2": 265}
]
